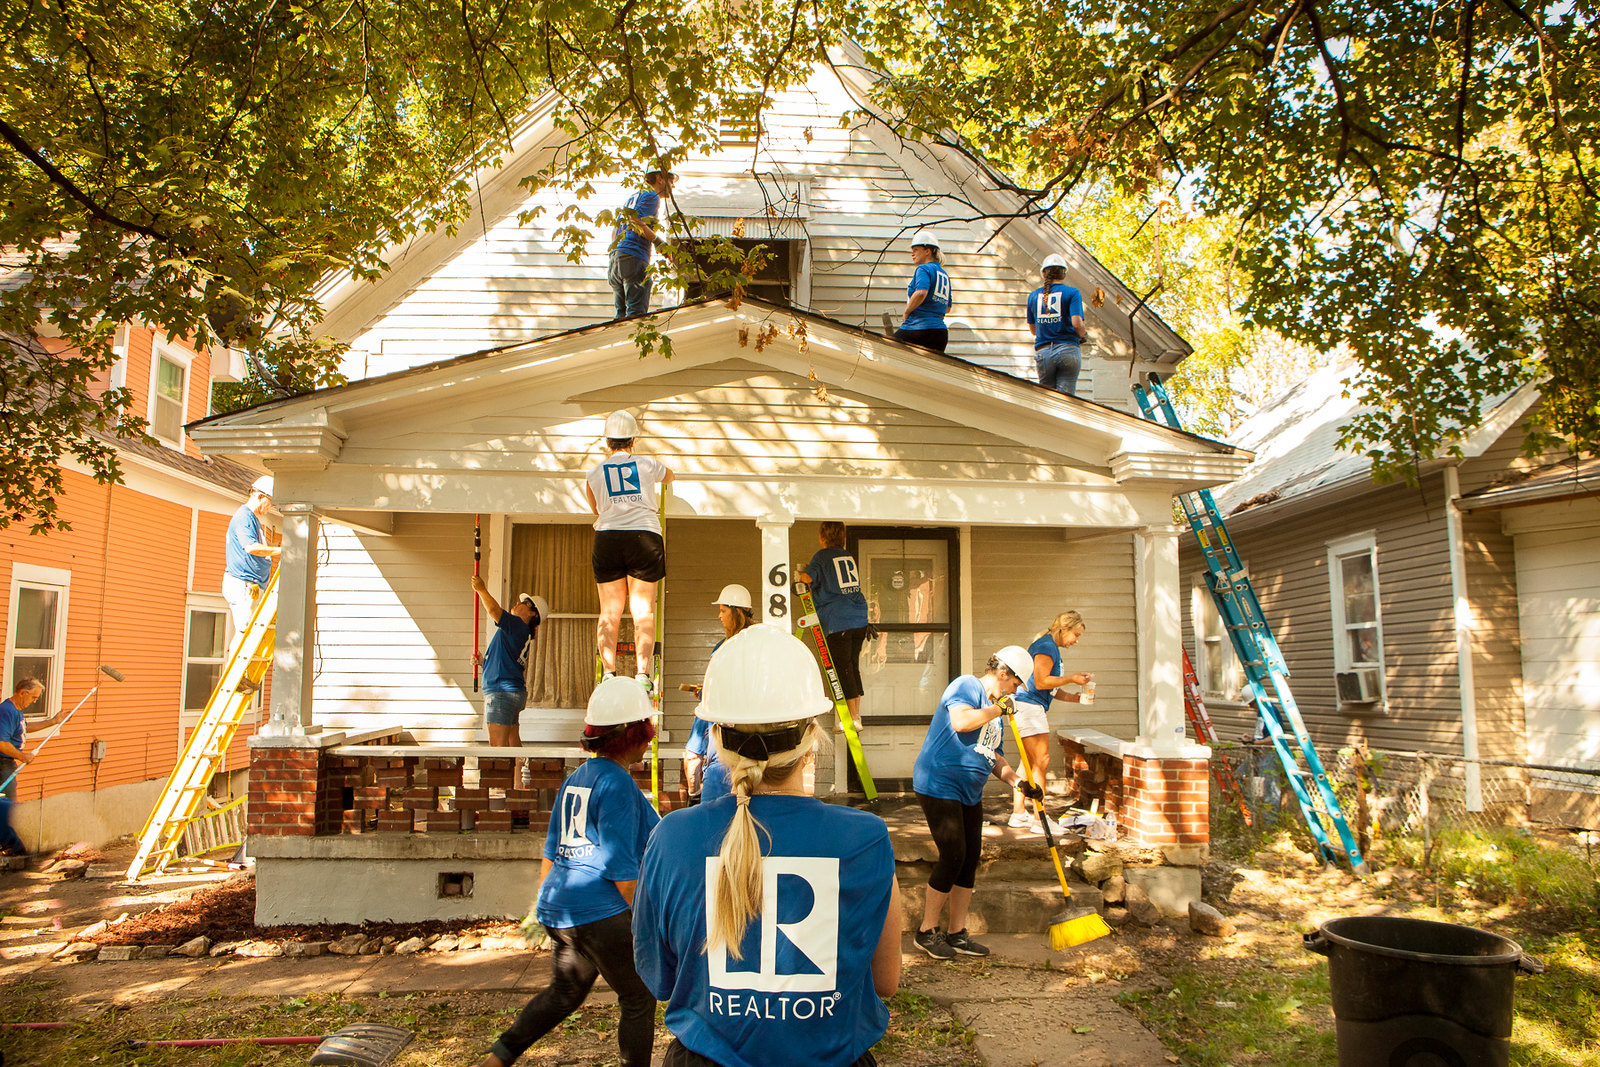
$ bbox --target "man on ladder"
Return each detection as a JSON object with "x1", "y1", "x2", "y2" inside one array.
[{"x1": 223, "y1": 476, "x2": 279, "y2": 658}]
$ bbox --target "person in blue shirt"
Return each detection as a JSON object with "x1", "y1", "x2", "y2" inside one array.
[
  {"x1": 609, "y1": 168, "x2": 676, "y2": 319},
  {"x1": 683, "y1": 583, "x2": 754, "y2": 805},
  {"x1": 910, "y1": 646, "x2": 1042, "y2": 961},
  {"x1": 0, "y1": 678, "x2": 52, "y2": 856},
  {"x1": 634, "y1": 626, "x2": 903, "y2": 1067},
  {"x1": 1007, "y1": 611, "x2": 1093, "y2": 830},
  {"x1": 470, "y1": 575, "x2": 547, "y2": 755},
  {"x1": 223, "y1": 475, "x2": 279, "y2": 646},
  {"x1": 793, "y1": 521, "x2": 871, "y2": 733},
  {"x1": 477, "y1": 676, "x2": 660, "y2": 1067},
  {"x1": 891, "y1": 231, "x2": 952, "y2": 352},
  {"x1": 1026, "y1": 253, "x2": 1087, "y2": 396}
]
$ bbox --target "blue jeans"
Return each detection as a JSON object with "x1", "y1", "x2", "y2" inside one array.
[
  {"x1": 1035, "y1": 342, "x2": 1082, "y2": 395},
  {"x1": 484, "y1": 690, "x2": 527, "y2": 727},
  {"x1": 608, "y1": 251, "x2": 651, "y2": 319}
]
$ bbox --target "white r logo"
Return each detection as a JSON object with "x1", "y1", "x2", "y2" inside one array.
[
  {"x1": 559, "y1": 786, "x2": 592, "y2": 846},
  {"x1": 707, "y1": 856, "x2": 839, "y2": 992}
]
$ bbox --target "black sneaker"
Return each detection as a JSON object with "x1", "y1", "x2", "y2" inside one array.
[
  {"x1": 913, "y1": 927, "x2": 956, "y2": 960},
  {"x1": 945, "y1": 929, "x2": 991, "y2": 957}
]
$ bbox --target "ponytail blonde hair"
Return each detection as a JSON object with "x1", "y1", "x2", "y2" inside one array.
[
  {"x1": 706, "y1": 719, "x2": 820, "y2": 959},
  {"x1": 1038, "y1": 610, "x2": 1086, "y2": 642}
]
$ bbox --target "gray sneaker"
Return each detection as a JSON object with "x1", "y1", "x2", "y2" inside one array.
[
  {"x1": 945, "y1": 928, "x2": 991, "y2": 957},
  {"x1": 634, "y1": 672, "x2": 654, "y2": 696},
  {"x1": 914, "y1": 927, "x2": 956, "y2": 960}
]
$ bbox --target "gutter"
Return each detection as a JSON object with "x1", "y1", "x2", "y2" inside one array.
[{"x1": 1443, "y1": 464, "x2": 1483, "y2": 811}]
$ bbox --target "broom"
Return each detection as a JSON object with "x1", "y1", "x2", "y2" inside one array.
[{"x1": 1003, "y1": 702, "x2": 1112, "y2": 949}]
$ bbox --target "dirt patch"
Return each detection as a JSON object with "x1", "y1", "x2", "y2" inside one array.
[{"x1": 86, "y1": 879, "x2": 518, "y2": 947}]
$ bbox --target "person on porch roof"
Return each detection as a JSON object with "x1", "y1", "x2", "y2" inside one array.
[
  {"x1": 586, "y1": 410, "x2": 673, "y2": 693},
  {"x1": 608, "y1": 167, "x2": 675, "y2": 319}
]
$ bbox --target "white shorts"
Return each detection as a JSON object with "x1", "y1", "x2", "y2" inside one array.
[{"x1": 1012, "y1": 700, "x2": 1050, "y2": 738}]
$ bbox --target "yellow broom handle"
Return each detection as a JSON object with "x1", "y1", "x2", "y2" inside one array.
[{"x1": 1004, "y1": 706, "x2": 1074, "y2": 898}]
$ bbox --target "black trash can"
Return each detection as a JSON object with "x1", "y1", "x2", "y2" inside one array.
[{"x1": 1304, "y1": 915, "x2": 1543, "y2": 1067}]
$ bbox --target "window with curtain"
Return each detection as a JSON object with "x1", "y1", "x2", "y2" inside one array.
[
  {"x1": 510, "y1": 524, "x2": 606, "y2": 709},
  {"x1": 151, "y1": 350, "x2": 188, "y2": 444},
  {"x1": 7, "y1": 577, "x2": 67, "y2": 720},
  {"x1": 1327, "y1": 534, "x2": 1385, "y2": 673}
]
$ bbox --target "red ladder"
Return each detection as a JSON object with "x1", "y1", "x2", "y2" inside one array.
[{"x1": 1182, "y1": 649, "x2": 1253, "y2": 826}]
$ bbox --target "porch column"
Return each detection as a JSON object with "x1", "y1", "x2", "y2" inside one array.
[
  {"x1": 1134, "y1": 524, "x2": 1186, "y2": 756},
  {"x1": 756, "y1": 511, "x2": 795, "y2": 630},
  {"x1": 264, "y1": 503, "x2": 320, "y2": 738}
]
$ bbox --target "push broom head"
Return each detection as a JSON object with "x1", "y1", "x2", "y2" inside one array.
[{"x1": 1050, "y1": 906, "x2": 1113, "y2": 950}]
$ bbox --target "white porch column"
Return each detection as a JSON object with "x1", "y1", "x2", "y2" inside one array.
[
  {"x1": 1133, "y1": 524, "x2": 1188, "y2": 757},
  {"x1": 264, "y1": 503, "x2": 319, "y2": 738},
  {"x1": 756, "y1": 511, "x2": 795, "y2": 630}
]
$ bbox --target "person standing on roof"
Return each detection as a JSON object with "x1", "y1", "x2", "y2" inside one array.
[
  {"x1": 910, "y1": 646, "x2": 1042, "y2": 961},
  {"x1": 1026, "y1": 253, "x2": 1087, "y2": 396},
  {"x1": 223, "y1": 475, "x2": 279, "y2": 644},
  {"x1": 682, "y1": 583, "x2": 754, "y2": 805},
  {"x1": 586, "y1": 411, "x2": 674, "y2": 692},
  {"x1": 891, "y1": 231, "x2": 953, "y2": 353},
  {"x1": 475, "y1": 677, "x2": 660, "y2": 1067},
  {"x1": 471, "y1": 576, "x2": 547, "y2": 751},
  {"x1": 609, "y1": 168, "x2": 676, "y2": 320},
  {"x1": 793, "y1": 521, "x2": 871, "y2": 735},
  {"x1": 633, "y1": 625, "x2": 903, "y2": 1067}
]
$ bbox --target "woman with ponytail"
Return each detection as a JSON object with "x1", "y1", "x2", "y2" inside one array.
[
  {"x1": 477, "y1": 677, "x2": 659, "y2": 1067},
  {"x1": 634, "y1": 626, "x2": 902, "y2": 1067},
  {"x1": 683, "y1": 583, "x2": 755, "y2": 805}
]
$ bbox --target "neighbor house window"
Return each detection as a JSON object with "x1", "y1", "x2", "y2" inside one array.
[
  {"x1": 1193, "y1": 578, "x2": 1245, "y2": 701},
  {"x1": 1327, "y1": 533, "x2": 1385, "y2": 704},
  {"x1": 149, "y1": 339, "x2": 190, "y2": 446},
  {"x1": 5, "y1": 564, "x2": 70, "y2": 721}
]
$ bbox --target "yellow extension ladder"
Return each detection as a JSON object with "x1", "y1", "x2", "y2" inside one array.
[{"x1": 126, "y1": 570, "x2": 278, "y2": 880}]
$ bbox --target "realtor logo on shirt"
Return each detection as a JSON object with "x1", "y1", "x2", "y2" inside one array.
[
  {"x1": 932, "y1": 271, "x2": 951, "y2": 305},
  {"x1": 1038, "y1": 292, "x2": 1063, "y2": 322},
  {"x1": 558, "y1": 786, "x2": 593, "y2": 851},
  {"x1": 832, "y1": 556, "x2": 861, "y2": 592},
  {"x1": 603, "y1": 461, "x2": 642, "y2": 498},
  {"x1": 707, "y1": 856, "x2": 839, "y2": 993}
]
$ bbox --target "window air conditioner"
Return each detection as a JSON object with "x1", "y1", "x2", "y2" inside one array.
[{"x1": 1336, "y1": 668, "x2": 1382, "y2": 704}]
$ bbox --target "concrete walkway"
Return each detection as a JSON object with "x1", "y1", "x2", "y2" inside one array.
[{"x1": 3, "y1": 934, "x2": 1176, "y2": 1066}]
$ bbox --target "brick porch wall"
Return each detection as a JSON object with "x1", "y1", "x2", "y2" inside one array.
[{"x1": 1058, "y1": 738, "x2": 1209, "y2": 847}]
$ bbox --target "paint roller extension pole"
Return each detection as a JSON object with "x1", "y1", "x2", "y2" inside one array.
[
  {"x1": 0, "y1": 665, "x2": 123, "y2": 794},
  {"x1": 473, "y1": 514, "x2": 481, "y2": 694}
]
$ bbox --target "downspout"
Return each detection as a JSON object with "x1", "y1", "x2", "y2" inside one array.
[{"x1": 1443, "y1": 465, "x2": 1484, "y2": 811}]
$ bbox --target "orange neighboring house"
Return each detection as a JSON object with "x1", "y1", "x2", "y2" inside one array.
[{"x1": 1, "y1": 321, "x2": 265, "y2": 852}]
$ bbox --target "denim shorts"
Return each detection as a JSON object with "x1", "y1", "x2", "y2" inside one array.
[{"x1": 485, "y1": 690, "x2": 528, "y2": 726}]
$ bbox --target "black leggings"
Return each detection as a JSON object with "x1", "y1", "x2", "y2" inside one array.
[
  {"x1": 916, "y1": 792, "x2": 984, "y2": 893},
  {"x1": 489, "y1": 910, "x2": 655, "y2": 1066},
  {"x1": 664, "y1": 1038, "x2": 878, "y2": 1067}
]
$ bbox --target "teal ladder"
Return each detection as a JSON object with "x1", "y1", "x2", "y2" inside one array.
[{"x1": 1134, "y1": 374, "x2": 1368, "y2": 874}]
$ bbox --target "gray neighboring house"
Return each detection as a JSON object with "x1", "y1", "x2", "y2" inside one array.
[{"x1": 1179, "y1": 362, "x2": 1599, "y2": 827}]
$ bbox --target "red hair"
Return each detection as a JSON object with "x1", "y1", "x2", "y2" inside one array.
[{"x1": 582, "y1": 718, "x2": 656, "y2": 758}]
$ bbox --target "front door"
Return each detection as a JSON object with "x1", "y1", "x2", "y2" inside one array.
[{"x1": 853, "y1": 529, "x2": 959, "y2": 789}]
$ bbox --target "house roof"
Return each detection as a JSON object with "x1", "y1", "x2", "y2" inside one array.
[
  {"x1": 1458, "y1": 454, "x2": 1600, "y2": 511},
  {"x1": 1208, "y1": 362, "x2": 1539, "y2": 516},
  {"x1": 191, "y1": 296, "x2": 1247, "y2": 507}
]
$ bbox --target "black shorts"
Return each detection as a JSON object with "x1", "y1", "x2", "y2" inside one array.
[
  {"x1": 894, "y1": 326, "x2": 948, "y2": 353},
  {"x1": 592, "y1": 529, "x2": 666, "y2": 584},
  {"x1": 824, "y1": 626, "x2": 869, "y2": 702}
]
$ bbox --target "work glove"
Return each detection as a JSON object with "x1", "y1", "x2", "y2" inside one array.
[
  {"x1": 996, "y1": 695, "x2": 1015, "y2": 715},
  {"x1": 1017, "y1": 780, "x2": 1044, "y2": 802}
]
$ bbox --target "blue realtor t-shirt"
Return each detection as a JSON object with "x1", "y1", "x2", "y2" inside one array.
[
  {"x1": 902, "y1": 262, "x2": 952, "y2": 330},
  {"x1": 481, "y1": 613, "x2": 531, "y2": 693},
  {"x1": 537, "y1": 757, "x2": 660, "y2": 929},
  {"x1": 614, "y1": 188, "x2": 661, "y2": 261},
  {"x1": 634, "y1": 796, "x2": 894, "y2": 1067},
  {"x1": 686, "y1": 716, "x2": 730, "y2": 801},
  {"x1": 912, "y1": 675, "x2": 1004, "y2": 806},
  {"x1": 804, "y1": 547, "x2": 869, "y2": 634},
  {"x1": 225, "y1": 504, "x2": 272, "y2": 585},
  {"x1": 1027, "y1": 283, "x2": 1084, "y2": 348},
  {"x1": 1014, "y1": 633, "x2": 1061, "y2": 710}
]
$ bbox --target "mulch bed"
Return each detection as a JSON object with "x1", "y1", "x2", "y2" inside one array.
[{"x1": 89, "y1": 879, "x2": 519, "y2": 946}]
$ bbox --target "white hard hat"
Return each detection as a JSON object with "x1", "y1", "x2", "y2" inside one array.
[
  {"x1": 1041, "y1": 253, "x2": 1067, "y2": 270},
  {"x1": 712, "y1": 584, "x2": 753, "y2": 610},
  {"x1": 994, "y1": 645, "x2": 1034, "y2": 682},
  {"x1": 517, "y1": 593, "x2": 552, "y2": 622},
  {"x1": 695, "y1": 625, "x2": 832, "y2": 726},
  {"x1": 909, "y1": 230, "x2": 941, "y2": 250},
  {"x1": 586, "y1": 675, "x2": 654, "y2": 728},
  {"x1": 251, "y1": 475, "x2": 274, "y2": 497},
  {"x1": 605, "y1": 411, "x2": 640, "y2": 439}
]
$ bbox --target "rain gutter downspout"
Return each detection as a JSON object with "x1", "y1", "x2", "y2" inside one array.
[{"x1": 1444, "y1": 464, "x2": 1484, "y2": 811}]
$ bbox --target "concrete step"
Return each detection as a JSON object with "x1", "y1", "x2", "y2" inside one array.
[{"x1": 897, "y1": 877, "x2": 1104, "y2": 935}]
